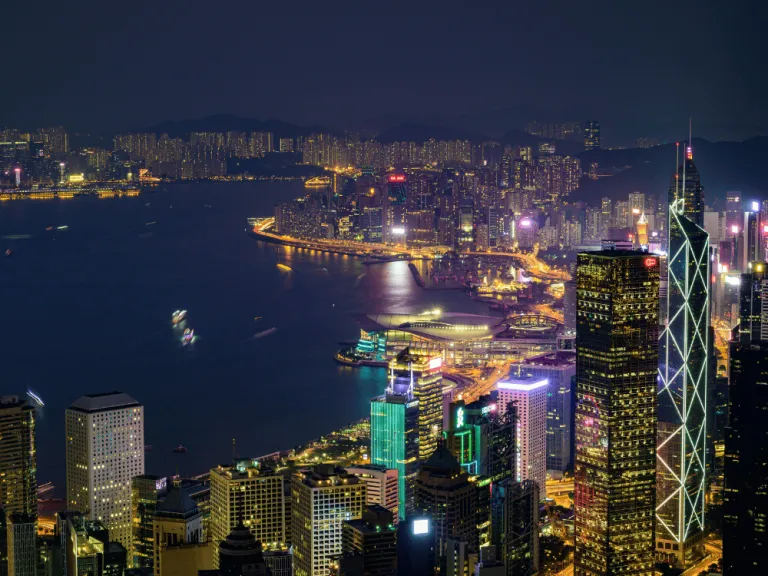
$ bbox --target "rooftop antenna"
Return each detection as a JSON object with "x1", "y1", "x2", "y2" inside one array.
[
  {"x1": 688, "y1": 117, "x2": 693, "y2": 160},
  {"x1": 232, "y1": 438, "x2": 237, "y2": 461}
]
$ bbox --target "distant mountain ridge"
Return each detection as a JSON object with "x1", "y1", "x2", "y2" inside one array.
[{"x1": 572, "y1": 136, "x2": 768, "y2": 207}]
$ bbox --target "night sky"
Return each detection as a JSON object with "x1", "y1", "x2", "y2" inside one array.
[{"x1": 4, "y1": 0, "x2": 765, "y2": 144}]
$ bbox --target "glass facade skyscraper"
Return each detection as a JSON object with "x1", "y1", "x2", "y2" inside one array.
[
  {"x1": 656, "y1": 147, "x2": 710, "y2": 566},
  {"x1": 574, "y1": 250, "x2": 659, "y2": 576},
  {"x1": 370, "y1": 395, "x2": 418, "y2": 520}
]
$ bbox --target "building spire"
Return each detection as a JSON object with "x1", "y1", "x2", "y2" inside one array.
[{"x1": 687, "y1": 117, "x2": 693, "y2": 160}]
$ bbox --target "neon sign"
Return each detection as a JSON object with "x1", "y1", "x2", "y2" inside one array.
[
  {"x1": 388, "y1": 174, "x2": 406, "y2": 183},
  {"x1": 644, "y1": 258, "x2": 657, "y2": 267}
]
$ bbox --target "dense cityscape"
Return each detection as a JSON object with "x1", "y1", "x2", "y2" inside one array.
[
  {"x1": 0, "y1": 110, "x2": 766, "y2": 576},
  {"x1": 1, "y1": 1, "x2": 766, "y2": 575}
]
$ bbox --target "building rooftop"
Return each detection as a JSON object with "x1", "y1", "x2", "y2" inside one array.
[
  {"x1": 68, "y1": 392, "x2": 141, "y2": 413},
  {"x1": 355, "y1": 312, "x2": 504, "y2": 342},
  {"x1": 521, "y1": 350, "x2": 576, "y2": 367},
  {"x1": 156, "y1": 487, "x2": 199, "y2": 518},
  {"x1": 497, "y1": 374, "x2": 548, "y2": 391}
]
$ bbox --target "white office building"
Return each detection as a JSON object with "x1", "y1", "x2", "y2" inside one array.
[
  {"x1": 344, "y1": 465, "x2": 399, "y2": 520},
  {"x1": 496, "y1": 376, "x2": 547, "y2": 500},
  {"x1": 65, "y1": 392, "x2": 144, "y2": 549}
]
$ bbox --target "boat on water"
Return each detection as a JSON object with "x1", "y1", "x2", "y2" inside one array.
[
  {"x1": 26, "y1": 389, "x2": 44, "y2": 408},
  {"x1": 276, "y1": 263, "x2": 292, "y2": 272},
  {"x1": 45, "y1": 226, "x2": 53, "y2": 231},
  {"x1": 254, "y1": 316, "x2": 262, "y2": 321},
  {"x1": 4, "y1": 249, "x2": 11, "y2": 257},
  {"x1": 144, "y1": 445, "x2": 153, "y2": 451},
  {"x1": 172, "y1": 309, "x2": 188, "y2": 324},
  {"x1": 253, "y1": 327, "x2": 278, "y2": 339},
  {"x1": 173, "y1": 445, "x2": 188, "y2": 453},
  {"x1": 181, "y1": 328, "x2": 194, "y2": 345}
]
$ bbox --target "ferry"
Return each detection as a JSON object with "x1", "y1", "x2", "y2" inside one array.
[
  {"x1": 26, "y1": 389, "x2": 44, "y2": 407},
  {"x1": 276, "y1": 263, "x2": 292, "y2": 272},
  {"x1": 181, "y1": 328, "x2": 194, "y2": 345},
  {"x1": 253, "y1": 327, "x2": 277, "y2": 339},
  {"x1": 173, "y1": 445, "x2": 188, "y2": 453},
  {"x1": 172, "y1": 310, "x2": 188, "y2": 325},
  {"x1": 304, "y1": 175, "x2": 332, "y2": 188}
]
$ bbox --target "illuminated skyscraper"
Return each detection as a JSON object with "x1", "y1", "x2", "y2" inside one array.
[
  {"x1": 444, "y1": 395, "x2": 515, "y2": 482},
  {"x1": 513, "y1": 351, "x2": 577, "y2": 474},
  {"x1": 725, "y1": 192, "x2": 742, "y2": 238},
  {"x1": 0, "y1": 398, "x2": 36, "y2": 520},
  {"x1": 496, "y1": 376, "x2": 547, "y2": 500},
  {"x1": 574, "y1": 250, "x2": 659, "y2": 576},
  {"x1": 209, "y1": 458, "x2": 288, "y2": 566},
  {"x1": 738, "y1": 262, "x2": 768, "y2": 343},
  {"x1": 370, "y1": 392, "x2": 418, "y2": 520},
  {"x1": 656, "y1": 144, "x2": 710, "y2": 566},
  {"x1": 291, "y1": 465, "x2": 365, "y2": 576},
  {"x1": 65, "y1": 392, "x2": 144, "y2": 549},
  {"x1": 130, "y1": 474, "x2": 166, "y2": 569},
  {"x1": 583, "y1": 121, "x2": 600, "y2": 150},
  {"x1": 387, "y1": 348, "x2": 443, "y2": 462}
]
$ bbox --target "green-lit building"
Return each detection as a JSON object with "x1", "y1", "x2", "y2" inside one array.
[
  {"x1": 574, "y1": 249, "x2": 659, "y2": 576},
  {"x1": 370, "y1": 395, "x2": 418, "y2": 521},
  {"x1": 444, "y1": 395, "x2": 515, "y2": 483}
]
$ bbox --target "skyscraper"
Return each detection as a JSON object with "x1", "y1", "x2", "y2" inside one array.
[
  {"x1": 444, "y1": 395, "x2": 515, "y2": 482},
  {"x1": 496, "y1": 376, "x2": 547, "y2": 500},
  {"x1": 7, "y1": 513, "x2": 36, "y2": 576},
  {"x1": 574, "y1": 250, "x2": 659, "y2": 576},
  {"x1": 725, "y1": 192, "x2": 742, "y2": 238},
  {"x1": 131, "y1": 474, "x2": 166, "y2": 569},
  {"x1": 738, "y1": 262, "x2": 768, "y2": 344},
  {"x1": 413, "y1": 446, "x2": 478, "y2": 558},
  {"x1": 387, "y1": 348, "x2": 443, "y2": 462},
  {"x1": 0, "y1": 397, "x2": 36, "y2": 519},
  {"x1": 657, "y1": 144, "x2": 710, "y2": 566},
  {"x1": 723, "y1": 341, "x2": 768, "y2": 574},
  {"x1": 502, "y1": 480, "x2": 539, "y2": 576},
  {"x1": 370, "y1": 392, "x2": 418, "y2": 519},
  {"x1": 583, "y1": 121, "x2": 600, "y2": 150},
  {"x1": 292, "y1": 466, "x2": 365, "y2": 576},
  {"x1": 340, "y1": 506, "x2": 397, "y2": 576},
  {"x1": 209, "y1": 458, "x2": 288, "y2": 565},
  {"x1": 153, "y1": 487, "x2": 211, "y2": 576},
  {"x1": 65, "y1": 392, "x2": 144, "y2": 549},
  {"x1": 513, "y1": 351, "x2": 577, "y2": 474}
]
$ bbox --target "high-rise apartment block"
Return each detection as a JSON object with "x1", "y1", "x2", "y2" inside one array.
[
  {"x1": 65, "y1": 393, "x2": 144, "y2": 549},
  {"x1": 574, "y1": 250, "x2": 659, "y2": 576},
  {"x1": 583, "y1": 121, "x2": 600, "y2": 150}
]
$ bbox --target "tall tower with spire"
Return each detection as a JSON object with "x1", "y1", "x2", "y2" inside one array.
[{"x1": 657, "y1": 135, "x2": 710, "y2": 568}]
